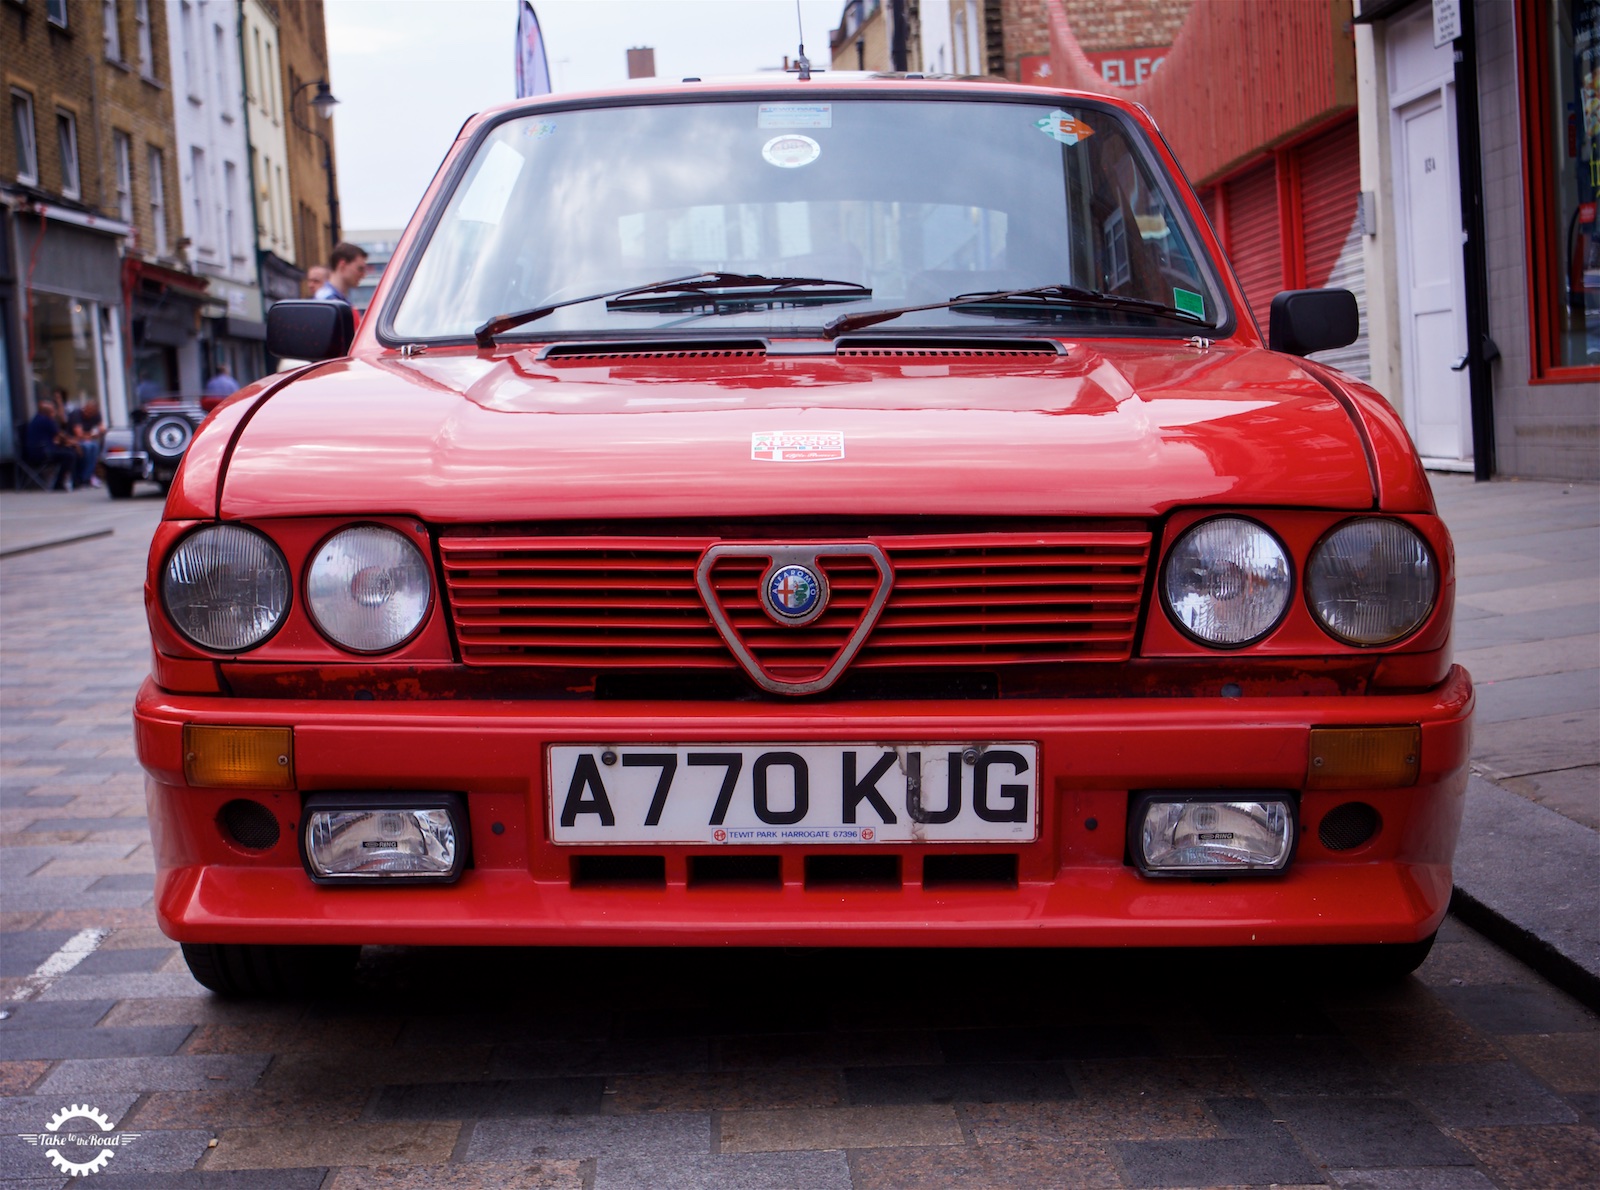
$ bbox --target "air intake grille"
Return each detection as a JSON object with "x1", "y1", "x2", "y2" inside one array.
[{"x1": 439, "y1": 530, "x2": 1151, "y2": 671}]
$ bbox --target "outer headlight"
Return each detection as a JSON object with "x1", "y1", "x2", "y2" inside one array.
[
  {"x1": 162, "y1": 525, "x2": 290, "y2": 651},
  {"x1": 1162, "y1": 517, "x2": 1292, "y2": 646},
  {"x1": 306, "y1": 525, "x2": 432, "y2": 653},
  {"x1": 1307, "y1": 518, "x2": 1438, "y2": 645}
]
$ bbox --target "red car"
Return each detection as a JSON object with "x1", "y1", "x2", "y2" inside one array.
[{"x1": 134, "y1": 76, "x2": 1471, "y2": 996}]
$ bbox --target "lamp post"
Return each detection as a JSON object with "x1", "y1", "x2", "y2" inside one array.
[{"x1": 289, "y1": 79, "x2": 342, "y2": 254}]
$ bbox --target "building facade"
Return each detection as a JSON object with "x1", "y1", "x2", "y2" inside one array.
[
  {"x1": 167, "y1": 0, "x2": 265, "y2": 385},
  {"x1": 275, "y1": 0, "x2": 338, "y2": 275},
  {"x1": 1354, "y1": 0, "x2": 1597, "y2": 481},
  {"x1": 2, "y1": 0, "x2": 190, "y2": 465},
  {"x1": 239, "y1": 0, "x2": 297, "y2": 308}
]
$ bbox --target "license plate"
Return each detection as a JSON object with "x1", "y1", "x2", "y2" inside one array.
[{"x1": 548, "y1": 743, "x2": 1038, "y2": 844}]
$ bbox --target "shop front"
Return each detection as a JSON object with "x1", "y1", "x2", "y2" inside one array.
[
  {"x1": 127, "y1": 259, "x2": 208, "y2": 403},
  {"x1": 202, "y1": 277, "x2": 267, "y2": 388},
  {"x1": 10, "y1": 205, "x2": 130, "y2": 438}
]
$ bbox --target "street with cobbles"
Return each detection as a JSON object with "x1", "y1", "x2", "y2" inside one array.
[{"x1": 1, "y1": 483, "x2": 1597, "y2": 1189}]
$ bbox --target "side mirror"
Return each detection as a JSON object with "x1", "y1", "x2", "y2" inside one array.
[
  {"x1": 267, "y1": 300, "x2": 354, "y2": 362},
  {"x1": 1268, "y1": 289, "x2": 1358, "y2": 357}
]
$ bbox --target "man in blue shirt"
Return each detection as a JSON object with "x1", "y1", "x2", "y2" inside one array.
[
  {"x1": 24, "y1": 397, "x2": 80, "y2": 490},
  {"x1": 313, "y1": 242, "x2": 369, "y2": 304},
  {"x1": 204, "y1": 362, "x2": 240, "y2": 398}
]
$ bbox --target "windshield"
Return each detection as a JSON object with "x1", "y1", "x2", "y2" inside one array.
[{"x1": 388, "y1": 96, "x2": 1229, "y2": 341}]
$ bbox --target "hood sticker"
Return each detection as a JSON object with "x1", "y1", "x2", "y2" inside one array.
[
  {"x1": 762, "y1": 134, "x2": 822, "y2": 169},
  {"x1": 1035, "y1": 109, "x2": 1095, "y2": 147},
  {"x1": 752, "y1": 430, "x2": 845, "y2": 462},
  {"x1": 759, "y1": 103, "x2": 832, "y2": 129}
]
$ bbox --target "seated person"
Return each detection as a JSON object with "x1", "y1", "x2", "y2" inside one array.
[
  {"x1": 24, "y1": 397, "x2": 81, "y2": 491},
  {"x1": 68, "y1": 398, "x2": 105, "y2": 489}
]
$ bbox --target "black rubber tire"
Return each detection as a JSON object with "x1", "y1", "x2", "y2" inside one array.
[
  {"x1": 181, "y1": 942, "x2": 359, "y2": 998},
  {"x1": 104, "y1": 472, "x2": 135, "y2": 499}
]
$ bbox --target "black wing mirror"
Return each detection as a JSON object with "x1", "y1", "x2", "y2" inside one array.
[
  {"x1": 1268, "y1": 289, "x2": 1359, "y2": 357},
  {"x1": 267, "y1": 300, "x2": 355, "y2": 362}
]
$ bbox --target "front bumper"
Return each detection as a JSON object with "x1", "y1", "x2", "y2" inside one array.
[{"x1": 134, "y1": 666, "x2": 1473, "y2": 948}]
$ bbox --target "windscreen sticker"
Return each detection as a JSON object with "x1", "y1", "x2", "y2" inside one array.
[
  {"x1": 524, "y1": 121, "x2": 557, "y2": 139},
  {"x1": 1173, "y1": 288, "x2": 1205, "y2": 318},
  {"x1": 762, "y1": 134, "x2": 822, "y2": 169},
  {"x1": 1035, "y1": 109, "x2": 1095, "y2": 147},
  {"x1": 752, "y1": 431, "x2": 845, "y2": 461},
  {"x1": 759, "y1": 103, "x2": 832, "y2": 129}
]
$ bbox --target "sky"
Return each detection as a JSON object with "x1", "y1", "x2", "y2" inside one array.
[{"x1": 326, "y1": 0, "x2": 843, "y2": 233}]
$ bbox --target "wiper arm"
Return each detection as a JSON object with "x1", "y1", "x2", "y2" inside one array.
[
  {"x1": 607, "y1": 275, "x2": 871, "y2": 313},
  {"x1": 474, "y1": 273, "x2": 870, "y2": 347},
  {"x1": 822, "y1": 283, "x2": 1206, "y2": 339}
]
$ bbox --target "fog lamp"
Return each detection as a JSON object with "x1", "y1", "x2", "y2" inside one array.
[
  {"x1": 300, "y1": 792, "x2": 468, "y2": 884},
  {"x1": 1131, "y1": 792, "x2": 1295, "y2": 876}
]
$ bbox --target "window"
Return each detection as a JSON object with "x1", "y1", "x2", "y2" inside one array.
[
  {"x1": 104, "y1": 0, "x2": 123, "y2": 61},
  {"x1": 1518, "y1": 0, "x2": 1600, "y2": 379},
  {"x1": 224, "y1": 160, "x2": 240, "y2": 261},
  {"x1": 253, "y1": 28, "x2": 264, "y2": 106},
  {"x1": 114, "y1": 131, "x2": 133, "y2": 223},
  {"x1": 181, "y1": 2, "x2": 201, "y2": 103},
  {"x1": 136, "y1": 0, "x2": 156, "y2": 78},
  {"x1": 11, "y1": 90, "x2": 37, "y2": 186},
  {"x1": 148, "y1": 146, "x2": 168, "y2": 255},
  {"x1": 47, "y1": 0, "x2": 69, "y2": 29},
  {"x1": 191, "y1": 146, "x2": 211, "y2": 251},
  {"x1": 214, "y1": 24, "x2": 232, "y2": 117},
  {"x1": 276, "y1": 164, "x2": 289, "y2": 249},
  {"x1": 56, "y1": 111, "x2": 80, "y2": 199},
  {"x1": 265, "y1": 41, "x2": 278, "y2": 122}
]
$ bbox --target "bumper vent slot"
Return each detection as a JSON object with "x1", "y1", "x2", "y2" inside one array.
[
  {"x1": 1318, "y1": 802, "x2": 1381, "y2": 851},
  {"x1": 922, "y1": 853, "x2": 1018, "y2": 888}
]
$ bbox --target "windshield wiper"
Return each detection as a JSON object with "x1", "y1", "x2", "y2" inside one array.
[
  {"x1": 607, "y1": 275, "x2": 871, "y2": 314},
  {"x1": 474, "y1": 272, "x2": 871, "y2": 348},
  {"x1": 822, "y1": 284, "x2": 1206, "y2": 339}
]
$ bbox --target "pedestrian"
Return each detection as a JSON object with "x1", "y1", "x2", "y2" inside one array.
[
  {"x1": 67, "y1": 398, "x2": 105, "y2": 489},
  {"x1": 23, "y1": 396, "x2": 81, "y2": 491},
  {"x1": 303, "y1": 265, "x2": 329, "y2": 299},
  {"x1": 313, "y1": 244, "x2": 368, "y2": 304},
  {"x1": 204, "y1": 361, "x2": 240, "y2": 398}
]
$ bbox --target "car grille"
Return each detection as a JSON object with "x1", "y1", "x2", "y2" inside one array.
[{"x1": 438, "y1": 530, "x2": 1152, "y2": 671}]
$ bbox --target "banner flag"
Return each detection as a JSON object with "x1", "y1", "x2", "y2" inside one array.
[{"x1": 515, "y1": 1, "x2": 552, "y2": 98}]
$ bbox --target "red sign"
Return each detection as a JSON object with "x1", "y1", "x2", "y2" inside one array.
[{"x1": 1019, "y1": 48, "x2": 1169, "y2": 88}]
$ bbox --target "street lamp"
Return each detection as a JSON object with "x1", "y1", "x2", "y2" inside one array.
[{"x1": 289, "y1": 78, "x2": 342, "y2": 252}]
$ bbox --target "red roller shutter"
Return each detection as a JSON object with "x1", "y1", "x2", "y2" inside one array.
[
  {"x1": 1222, "y1": 162, "x2": 1282, "y2": 324},
  {"x1": 1297, "y1": 119, "x2": 1361, "y2": 289}
]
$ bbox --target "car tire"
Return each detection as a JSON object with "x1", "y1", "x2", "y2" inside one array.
[
  {"x1": 180, "y1": 942, "x2": 359, "y2": 998},
  {"x1": 105, "y1": 473, "x2": 135, "y2": 499},
  {"x1": 145, "y1": 414, "x2": 195, "y2": 462}
]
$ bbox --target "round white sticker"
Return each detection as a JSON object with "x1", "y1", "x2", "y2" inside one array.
[{"x1": 762, "y1": 134, "x2": 821, "y2": 169}]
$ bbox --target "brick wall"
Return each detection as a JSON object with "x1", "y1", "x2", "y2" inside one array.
[
  {"x1": 1001, "y1": 0, "x2": 1191, "y2": 79},
  {"x1": 0, "y1": 0, "x2": 178, "y2": 259}
]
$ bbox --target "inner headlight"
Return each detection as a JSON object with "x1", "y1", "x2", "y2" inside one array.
[
  {"x1": 1131, "y1": 792, "x2": 1296, "y2": 875},
  {"x1": 163, "y1": 525, "x2": 290, "y2": 651},
  {"x1": 1162, "y1": 517, "x2": 1292, "y2": 646},
  {"x1": 307, "y1": 525, "x2": 432, "y2": 653},
  {"x1": 1307, "y1": 518, "x2": 1438, "y2": 645}
]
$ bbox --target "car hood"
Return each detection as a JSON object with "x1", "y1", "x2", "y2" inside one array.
[{"x1": 218, "y1": 341, "x2": 1376, "y2": 522}]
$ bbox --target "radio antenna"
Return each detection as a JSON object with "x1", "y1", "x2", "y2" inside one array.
[{"x1": 793, "y1": 0, "x2": 812, "y2": 80}]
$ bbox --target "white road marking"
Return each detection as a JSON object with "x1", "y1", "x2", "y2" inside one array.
[{"x1": 8, "y1": 927, "x2": 109, "y2": 1002}]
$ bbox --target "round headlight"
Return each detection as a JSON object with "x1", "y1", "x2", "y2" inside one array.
[
  {"x1": 1307, "y1": 518, "x2": 1437, "y2": 645},
  {"x1": 162, "y1": 525, "x2": 290, "y2": 651},
  {"x1": 1162, "y1": 517, "x2": 1292, "y2": 646},
  {"x1": 306, "y1": 525, "x2": 432, "y2": 653}
]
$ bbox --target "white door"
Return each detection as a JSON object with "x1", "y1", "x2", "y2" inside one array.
[{"x1": 1395, "y1": 90, "x2": 1470, "y2": 464}]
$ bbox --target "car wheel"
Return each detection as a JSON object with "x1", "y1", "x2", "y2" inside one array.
[
  {"x1": 180, "y1": 942, "x2": 359, "y2": 998},
  {"x1": 105, "y1": 473, "x2": 135, "y2": 499},
  {"x1": 145, "y1": 414, "x2": 195, "y2": 462}
]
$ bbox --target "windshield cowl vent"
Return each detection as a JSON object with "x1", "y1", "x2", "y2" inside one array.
[
  {"x1": 540, "y1": 339, "x2": 769, "y2": 363},
  {"x1": 835, "y1": 337, "x2": 1064, "y2": 358}
]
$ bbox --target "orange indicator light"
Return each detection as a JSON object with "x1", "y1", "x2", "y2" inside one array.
[
  {"x1": 183, "y1": 725, "x2": 295, "y2": 789},
  {"x1": 1307, "y1": 726, "x2": 1419, "y2": 790}
]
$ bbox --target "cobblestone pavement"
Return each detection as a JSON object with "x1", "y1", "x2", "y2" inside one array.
[{"x1": 2, "y1": 496, "x2": 1598, "y2": 1189}]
